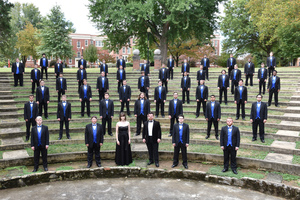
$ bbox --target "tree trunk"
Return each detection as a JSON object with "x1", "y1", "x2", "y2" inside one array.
[
  {"x1": 159, "y1": 22, "x2": 169, "y2": 65},
  {"x1": 22, "y1": 56, "x2": 27, "y2": 68}
]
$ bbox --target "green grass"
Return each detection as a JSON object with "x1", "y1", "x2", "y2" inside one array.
[
  {"x1": 292, "y1": 155, "x2": 300, "y2": 164},
  {"x1": 296, "y1": 141, "x2": 300, "y2": 149},
  {"x1": 56, "y1": 166, "x2": 74, "y2": 171},
  {"x1": 0, "y1": 151, "x2": 3, "y2": 159},
  {"x1": 268, "y1": 171, "x2": 300, "y2": 182},
  {"x1": 208, "y1": 165, "x2": 265, "y2": 179},
  {"x1": 2, "y1": 166, "x2": 39, "y2": 176}
]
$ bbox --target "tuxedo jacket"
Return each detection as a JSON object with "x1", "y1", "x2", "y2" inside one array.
[
  {"x1": 230, "y1": 69, "x2": 241, "y2": 81},
  {"x1": 250, "y1": 102, "x2": 268, "y2": 120},
  {"x1": 78, "y1": 59, "x2": 87, "y2": 69},
  {"x1": 117, "y1": 69, "x2": 126, "y2": 81},
  {"x1": 77, "y1": 69, "x2": 87, "y2": 81},
  {"x1": 56, "y1": 77, "x2": 67, "y2": 91},
  {"x1": 36, "y1": 86, "x2": 50, "y2": 102},
  {"x1": 244, "y1": 62, "x2": 255, "y2": 74},
  {"x1": 220, "y1": 125, "x2": 240, "y2": 149},
  {"x1": 138, "y1": 76, "x2": 150, "y2": 89},
  {"x1": 142, "y1": 120, "x2": 162, "y2": 143},
  {"x1": 200, "y1": 58, "x2": 210, "y2": 68},
  {"x1": 39, "y1": 57, "x2": 48, "y2": 67},
  {"x1": 234, "y1": 86, "x2": 248, "y2": 102},
  {"x1": 24, "y1": 101, "x2": 38, "y2": 120},
  {"x1": 57, "y1": 101, "x2": 72, "y2": 120},
  {"x1": 227, "y1": 57, "x2": 236, "y2": 68},
  {"x1": 267, "y1": 76, "x2": 280, "y2": 90},
  {"x1": 100, "y1": 99, "x2": 114, "y2": 118},
  {"x1": 218, "y1": 75, "x2": 230, "y2": 88},
  {"x1": 181, "y1": 76, "x2": 191, "y2": 89},
  {"x1": 31, "y1": 125, "x2": 49, "y2": 148},
  {"x1": 31, "y1": 69, "x2": 41, "y2": 81},
  {"x1": 267, "y1": 56, "x2": 276, "y2": 67},
  {"x1": 116, "y1": 59, "x2": 126, "y2": 69},
  {"x1": 154, "y1": 86, "x2": 166, "y2": 101},
  {"x1": 119, "y1": 85, "x2": 131, "y2": 100},
  {"x1": 100, "y1": 64, "x2": 108, "y2": 74},
  {"x1": 11, "y1": 62, "x2": 24, "y2": 74},
  {"x1": 54, "y1": 63, "x2": 63, "y2": 74},
  {"x1": 97, "y1": 76, "x2": 109, "y2": 91},
  {"x1": 141, "y1": 64, "x2": 150, "y2": 75},
  {"x1": 196, "y1": 85, "x2": 208, "y2": 100},
  {"x1": 159, "y1": 68, "x2": 169, "y2": 81},
  {"x1": 167, "y1": 59, "x2": 174, "y2": 68},
  {"x1": 197, "y1": 70, "x2": 205, "y2": 81},
  {"x1": 168, "y1": 99, "x2": 183, "y2": 117},
  {"x1": 181, "y1": 63, "x2": 190, "y2": 73},
  {"x1": 80, "y1": 85, "x2": 92, "y2": 99},
  {"x1": 134, "y1": 99, "x2": 150, "y2": 116},
  {"x1": 172, "y1": 123, "x2": 189, "y2": 146},
  {"x1": 85, "y1": 123, "x2": 103, "y2": 148},
  {"x1": 257, "y1": 68, "x2": 268, "y2": 80},
  {"x1": 205, "y1": 101, "x2": 221, "y2": 120}
]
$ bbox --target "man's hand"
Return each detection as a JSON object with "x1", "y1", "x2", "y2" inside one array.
[
  {"x1": 250, "y1": 119, "x2": 253, "y2": 123},
  {"x1": 89, "y1": 98, "x2": 92, "y2": 101},
  {"x1": 186, "y1": 144, "x2": 189, "y2": 147},
  {"x1": 80, "y1": 99, "x2": 82, "y2": 102},
  {"x1": 263, "y1": 119, "x2": 267, "y2": 123},
  {"x1": 57, "y1": 118, "x2": 60, "y2": 121},
  {"x1": 235, "y1": 147, "x2": 239, "y2": 151},
  {"x1": 31, "y1": 147, "x2": 35, "y2": 151},
  {"x1": 157, "y1": 139, "x2": 161, "y2": 143},
  {"x1": 46, "y1": 145, "x2": 49, "y2": 150},
  {"x1": 173, "y1": 143, "x2": 176, "y2": 147},
  {"x1": 221, "y1": 146, "x2": 224, "y2": 150},
  {"x1": 86, "y1": 144, "x2": 89, "y2": 147}
]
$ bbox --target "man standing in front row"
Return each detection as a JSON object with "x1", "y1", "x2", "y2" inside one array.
[
  {"x1": 24, "y1": 94, "x2": 38, "y2": 141},
  {"x1": 57, "y1": 95, "x2": 71, "y2": 140},
  {"x1": 220, "y1": 117, "x2": 240, "y2": 174},
  {"x1": 268, "y1": 70, "x2": 280, "y2": 107},
  {"x1": 100, "y1": 92, "x2": 114, "y2": 136},
  {"x1": 205, "y1": 95, "x2": 221, "y2": 140},
  {"x1": 31, "y1": 116, "x2": 49, "y2": 172}
]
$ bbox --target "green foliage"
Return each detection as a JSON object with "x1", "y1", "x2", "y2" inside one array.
[
  {"x1": 215, "y1": 52, "x2": 230, "y2": 68},
  {"x1": 83, "y1": 44, "x2": 98, "y2": 63},
  {"x1": 208, "y1": 165, "x2": 265, "y2": 179},
  {"x1": 293, "y1": 155, "x2": 300, "y2": 165},
  {"x1": 49, "y1": 60, "x2": 56, "y2": 67},
  {"x1": 0, "y1": 0, "x2": 14, "y2": 56},
  {"x1": 126, "y1": 63, "x2": 133, "y2": 67},
  {"x1": 56, "y1": 166, "x2": 74, "y2": 171},
  {"x1": 267, "y1": 171, "x2": 300, "y2": 182}
]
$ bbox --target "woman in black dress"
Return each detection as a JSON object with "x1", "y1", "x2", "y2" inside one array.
[{"x1": 115, "y1": 112, "x2": 132, "y2": 165}]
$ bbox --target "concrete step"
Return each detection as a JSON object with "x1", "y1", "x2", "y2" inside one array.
[{"x1": 264, "y1": 153, "x2": 293, "y2": 164}]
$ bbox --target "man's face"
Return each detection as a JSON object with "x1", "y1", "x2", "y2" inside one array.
[
  {"x1": 81, "y1": 56, "x2": 83, "y2": 59},
  {"x1": 173, "y1": 93, "x2": 178, "y2": 99},
  {"x1": 158, "y1": 82, "x2": 162, "y2": 86},
  {"x1": 120, "y1": 66, "x2": 123, "y2": 70},
  {"x1": 273, "y1": 71, "x2": 277, "y2": 76},
  {"x1": 261, "y1": 63, "x2": 265, "y2": 68},
  {"x1": 34, "y1": 65, "x2": 38, "y2": 69},
  {"x1": 103, "y1": 60, "x2": 105, "y2": 64},
  {"x1": 184, "y1": 72, "x2": 187, "y2": 76},
  {"x1": 92, "y1": 117, "x2": 97, "y2": 124},
  {"x1": 60, "y1": 73, "x2": 63, "y2": 78},
  {"x1": 248, "y1": 59, "x2": 251, "y2": 62},
  {"x1": 200, "y1": 80, "x2": 204, "y2": 85},
  {"x1": 62, "y1": 96, "x2": 66, "y2": 102},
  {"x1": 148, "y1": 114, "x2": 154, "y2": 121},
  {"x1": 234, "y1": 65, "x2": 238, "y2": 69},
  {"x1": 101, "y1": 72, "x2": 105, "y2": 77},
  {"x1": 36, "y1": 117, "x2": 42, "y2": 126},
  {"x1": 83, "y1": 80, "x2": 87, "y2": 85},
  {"x1": 80, "y1": 65, "x2": 83, "y2": 69},
  {"x1": 40, "y1": 81, "x2": 44, "y2": 86},
  {"x1": 179, "y1": 117, "x2": 184, "y2": 124},
  {"x1": 270, "y1": 52, "x2": 273, "y2": 57},
  {"x1": 230, "y1": 54, "x2": 233, "y2": 58},
  {"x1": 239, "y1": 81, "x2": 243, "y2": 86},
  {"x1": 105, "y1": 94, "x2": 109, "y2": 99},
  {"x1": 123, "y1": 80, "x2": 127, "y2": 85},
  {"x1": 226, "y1": 118, "x2": 233, "y2": 126},
  {"x1": 29, "y1": 96, "x2": 34, "y2": 102},
  {"x1": 200, "y1": 66, "x2": 203, "y2": 70},
  {"x1": 256, "y1": 96, "x2": 262, "y2": 102},
  {"x1": 222, "y1": 71, "x2": 225, "y2": 75},
  {"x1": 144, "y1": 60, "x2": 147, "y2": 64},
  {"x1": 43, "y1": 55, "x2": 45, "y2": 58},
  {"x1": 140, "y1": 93, "x2": 145, "y2": 99},
  {"x1": 210, "y1": 96, "x2": 215, "y2": 101},
  {"x1": 16, "y1": 58, "x2": 19, "y2": 62}
]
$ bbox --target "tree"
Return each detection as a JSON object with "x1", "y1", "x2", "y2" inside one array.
[
  {"x1": 0, "y1": 0, "x2": 14, "y2": 56},
  {"x1": 88, "y1": 0, "x2": 222, "y2": 64},
  {"x1": 83, "y1": 44, "x2": 98, "y2": 64},
  {"x1": 36, "y1": 5, "x2": 75, "y2": 60}
]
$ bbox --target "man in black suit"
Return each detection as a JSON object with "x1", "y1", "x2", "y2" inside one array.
[
  {"x1": 197, "y1": 65, "x2": 205, "y2": 86},
  {"x1": 39, "y1": 53, "x2": 48, "y2": 80},
  {"x1": 54, "y1": 59, "x2": 63, "y2": 79},
  {"x1": 24, "y1": 94, "x2": 38, "y2": 141},
  {"x1": 36, "y1": 80, "x2": 50, "y2": 119},
  {"x1": 143, "y1": 112, "x2": 161, "y2": 167},
  {"x1": 168, "y1": 92, "x2": 183, "y2": 137},
  {"x1": 30, "y1": 64, "x2": 41, "y2": 94},
  {"x1": 138, "y1": 71, "x2": 150, "y2": 99},
  {"x1": 56, "y1": 73, "x2": 67, "y2": 102},
  {"x1": 181, "y1": 71, "x2": 191, "y2": 104},
  {"x1": 172, "y1": 114, "x2": 189, "y2": 169},
  {"x1": 267, "y1": 52, "x2": 276, "y2": 78},
  {"x1": 220, "y1": 117, "x2": 240, "y2": 174},
  {"x1": 167, "y1": 55, "x2": 174, "y2": 80},
  {"x1": 116, "y1": 55, "x2": 126, "y2": 69},
  {"x1": 227, "y1": 54, "x2": 236, "y2": 78},
  {"x1": 100, "y1": 92, "x2": 114, "y2": 136},
  {"x1": 117, "y1": 65, "x2": 126, "y2": 93},
  {"x1": 134, "y1": 92, "x2": 150, "y2": 136},
  {"x1": 57, "y1": 95, "x2": 71, "y2": 140},
  {"x1": 230, "y1": 64, "x2": 241, "y2": 95},
  {"x1": 205, "y1": 95, "x2": 221, "y2": 140},
  {"x1": 250, "y1": 94, "x2": 268, "y2": 143},
  {"x1": 97, "y1": 71, "x2": 109, "y2": 102},
  {"x1": 141, "y1": 59, "x2": 150, "y2": 76},
  {"x1": 159, "y1": 64, "x2": 169, "y2": 93},
  {"x1": 85, "y1": 116, "x2": 103, "y2": 168},
  {"x1": 201, "y1": 54, "x2": 210, "y2": 80},
  {"x1": 218, "y1": 70, "x2": 230, "y2": 105},
  {"x1": 11, "y1": 58, "x2": 24, "y2": 87},
  {"x1": 78, "y1": 55, "x2": 87, "y2": 69},
  {"x1": 235, "y1": 79, "x2": 248, "y2": 120},
  {"x1": 268, "y1": 70, "x2": 280, "y2": 107},
  {"x1": 119, "y1": 80, "x2": 131, "y2": 116},
  {"x1": 77, "y1": 65, "x2": 87, "y2": 93},
  {"x1": 31, "y1": 116, "x2": 49, "y2": 172},
  {"x1": 154, "y1": 80, "x2": 167, "y2": 118},
  {"x1": 181, "y1": 59, "x2": 190, "y2": 76},
  {"x1": 100, "y1": 59, "x2": 108, "y2": 77},
  {"x1": 196, "y1": 80, "x2": 208, "y2": 118},
  {"x1": 257, "y1": 63, "x2": 268, "y2": 95},
  {"x1": 79, "y1": 79, "x2": 92, "y2": 117},
  {"x1": 244, "y1": 58, "x2": 255, "y2": 86}
]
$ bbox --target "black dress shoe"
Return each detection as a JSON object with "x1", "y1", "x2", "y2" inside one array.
[
  {"x1": 261, "y1": 139, "x2": 265, "y2": 143},
  {"x1": 183, "y1": 165, "x2": 188, "y2": 169},
  {"x1": 232, "y1": 169, "x2": 238, "y2": 174},
  {"x1": 46, "y1": 117, "x2": 49, "y2": 119},
  {"x1": 135, "y1": 133, "x2": 140, "y2": 136},
  {"x1": 97, "y1": 164, "x2": 101, "y2": 167},
  {"x1": 67, "y1": 136, "x2": 71, "y2": 139},
  {"x1": 215, "y1": 135, "x2": 219, "y2": 140},
  {"x1": 225, "y1": 103, "x2": 228, "y2": 105},
  {"x1": 252, "y1": 138, "x2": 257, "y2": 141},
  {"x1": 155, "y1": 115, "x2": 158, "y2": 118},
  {"x1": 108, "y1": 133, "x2": 113, "y2": 136},
  {"x1": 235, "y1": 117, "x2": 239, "y2": 120},
  {"x1": 87, "y1": 164, "x2": 91, "y2": 168},
  {"x1": 195, "y1": 116, "x2": 199, "y2": 118},
  {"x1": 58, "y1": 137, "x2": 62, "y2": 140},
  {"x1": 88, "y1": 115, "x2": 91, "y2": 117},
  {"x1": 275, "y1": 105, "x2": 280, "y2": 107},
  {"x1": 147, "y1": 161, "x2": 154, "y2": 165},
  {"x1": 128, "y1": 115, "x2": 131, "y2": 117},
  {"x1": 171, "y1": 164, "x2": 177, "y2": 168},
  {"x1": 32, "y1": 168, "x2": 38, "y2": 172},
  {"x1": 25, "y1": 137, "x2": 29, "y2": 142},
  {"x1": 242, "y1": 118, "x2": 246, "y2": 120},
  {"x1": 44, "y1": 168, "x2": 48, "y2": 171},
  {"x1": 162, "y1": 115, "x2": 165, "y2": 118},
  {"x1": 222, "y1": 168, "x2": 228, "y2": 173},
  {"x1": 168, "y1": 134, "x2": 172, "y2": 137},
  {"x1": 155, "y1": 163, "x2": 159, "y2": 167},
  {"x1": 205, "y1": 135, "x2": 210, "y2": 139}
]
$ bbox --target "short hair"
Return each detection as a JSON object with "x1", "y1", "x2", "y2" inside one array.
[
  {"x1": 173, "y1": 92, "x2": 178, "y2": 95},
  {"x1": 211, "y1": 95, "x2": 215, "y2": 98},
  {"x1": 60, "y1": 72, "x2": 63, "y2": 75},
  {"x1": 42, "y1": 53, "x2": 45, "y2": 56},
  {"x1": 104, "y1": 92, "x2": 109, "y2": 96},
  {"x1": 221, "y1": 69, "x2": 226, "y2": 73},
  {"x1": 261, "y1": 63, "x2": 265, "y2": 65},
  {"x1": 29, "y1": 94, "x2": 34, "y2": 97},
  {"x1": 148, "y1": 112, "x2": 154, "y2": 116},
  {"x1": 239, "y1": 79, "x2": 243, "y2": 82},
  {"x1": 158, "y1": 80, "x2": 162, "y2": 83},
  {"x1": 83, "y1": 79, "x2": 87, "y2": 82},
  {"x1": 36, "y1": 116, "x2": 42, "y2": 120},
  {"x1": 256, "y1": 94, "x2": 263, "y2": 98},
  {"x1": 227, "y1": 117, "x2": 233, "y2": 120},
  {"x1": 141, "y1": 71, "x2": 145, "y2": 74},
  {"x1": 91, "y1": 116, "x2": 97, "y2": 119},
  {"x1": 62, "y1": 94, "x2": 66, "y2": 98},
  {"x1": 119, "y1": 112, "x2": 126, "y2": 121},
  {"x1": 178, "y1": 114, "x2": 184, "y2": 119},
  {"x1": 273, "y1": 70, "x2": 277, "y2": 73}
]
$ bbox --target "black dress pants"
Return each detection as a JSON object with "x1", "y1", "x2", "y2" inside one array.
[
  {"x1": 169, "y1": 116, "x2": 179, "y2": 135},
  {"x1": 268, "y1": 88, "x2": 278, "y2": 106},
  {"x1": 87, "y1": 143, "x2": 101, "y2": 165},
  {"x1": 140, "y1": 87, "x2": 148, "y2": 99},
  {"x1": 155, "y1": 99, "x2": 164, "y2": 116},
  {"x1": 146, "y1": 137, "x2": 159, "y2": 164},
  {"x1": 196, "y1": 99, "x2": 206, "y2": 117},
  {"x1": 26, "y1": 118, "x2": 36, "y2": 138},
  {"x1": 34, "y1": 145, "x2": 47, "y2": 170},
  {"x1": 102, "y1": 116, "x2": 112, "y2": 135},
  {"x1": 219, "y1": 87, "x2": 227, "y2": 104},
  {"x1": 207, "y1": 118, "x2": 218, "y2": 137},
  {"x1": 236, "y1": 99, "x2": 245, "y2": 119},
  {"x1": 223, "y1": 145, "x2": 237, "y2": 170},
  {"x1": 182, "y1": 88, "x2": 189, "y2": 104},
  {"x1": 81, "y1": 98, "x2": 90, "y2": 116},
  {"x1": 252, "y1": 118, "x2": 264, "y2": 140},
  {"x1": 59, "y1": 119, "x2": 70, "y2": 138},
  {"x1": 258, "y1": 79, "x2": 266, "y2": 94},
  {"x1": 231, "y1": 80, "x2": 238, "y2": 94},
  {"x1": 57, "y1": 89, "x2": 65, "y2": 102},
  {"x1": 39, "y1": 101, "x2": 48, "y2": 118},
  {"x1": 32, "y1": 80, "x2": 40, "y2": 94},
  {"x1": 41, "y1": 67, "x2": 48, "y2": 80},
  {"x1": 136, "y1": 114, "x2": 147, "y2": 135},
  {"x1": 245, "y1": 74, "x2": 253, "y2": 86},
  {"x1": 14, "y1": 74, "x2": 23, "y2": 86},
  {"x1": 120, "y1": 100, "x2": 130, "y2": 115},
  {"x1": 173, "y1": 142, "x2": 187, "y2": 166}
]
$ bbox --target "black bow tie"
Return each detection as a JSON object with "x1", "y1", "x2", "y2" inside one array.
[{"x1": 149, "y1": 121, "x2": 153, "y2": 122}]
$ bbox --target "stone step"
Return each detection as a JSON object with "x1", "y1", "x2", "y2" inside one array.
[
  {"x1": 270, "y1": 141, "x2": 296, "y2": 150},
  {"x1": 276, "y1": 130, "x2": 299, "y2": 137},
  {"x1": 264, "y1": 153, "x2": 293, "y2": 164},
  {"x1": 2, "y1": 150, "x2": 29, "y2": 159},
  {"x1": 1, "y1": 137, "x2": 24, "y2": 145}
]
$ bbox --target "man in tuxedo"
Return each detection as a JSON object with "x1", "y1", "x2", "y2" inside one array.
[
  {"x1": 97, "y1": 71, "x2": 109, "y2": 102},
  {"x1": 257, "y1": 63, "x2": 268, "y2": 95},
  {"x1": 36, "y1": 80, "x2": 50, "y2": 119},
  {"x1": 31, "y1": 116, "x2": 49, "y2": 172},
  {"x1": 167, "y1": 55, "x2": 174, "y2": 80},
  {"x1": 220, "y1": 117, "x2": 240, "y2": 174},
  {"x1": 154, "y1": 80, "x2": 167, "y2": 118},
  {"x1": 119, "y1": 80, "x2": 131, "y2": 116},
  {"x1": 78, "y1": 55, "x2": 87, "y2": 69},
  {"x1": 168, "y1": 92, "x2": 183, "y2": 137},
  {"x1": 99, "y1": 59, "x2": 108, "y2": 77},
  {"x1": 143, "y1": 112, "x2": 161, "y2": 167},
  {"x1": 57, "y1": 95, "x2": 71, "y2": 140},
  {"x1": 117, "y1": 65, "x2": 126, "y2": 93},
  {"x1": 197, "y1": 65, "x2": 205, "y2": 86},
  {"x1": 134, "y1": 92, "x2": 150, "y2": 136},
  {"x1": 267, "y1": 52, "x2": 276, "y2": 78},
  {"x1": 56, "y1": 73, "x2": 67, "y2": 102},
  {"x1": 39, "y1": 53, "x2": 48, "y2": 80},
  {"x1": 79, "y1": 79, "x2": 92, "y2": 117},
  {"x1": 244, "y1": 58, "x2": 255, "y2": 86},
  {"x1": 11, "y1": 58, "x2": 24, "y2": 87},
  {"x1": 141, "y1": 59, "x2": 150, "y2": 76},
  {"x1": 218, "y1": 70, "x2": 230, "y2": 105},
  {"x1": 30, "y1": 64, "x2": 41, "y2": 94},
  {"x1": 54, "y1": 59, "x2": 63, "y2": 79},
  {"x1": 227, "y1": 54, "x2": 236, "y2": 78},
  {"x1": 172, "y1": 114, "x2": 189, "y2": 169},
  {"x1": 85, "y1": 116, "x2": 103, "y2": 168},
  {"x1": 24, "y1": 94, "x2": 38, "y2": 141},
  {"x1": 116, "y1": 55, "x2": 126, "y2": 69},
  {"x1": 250, "y1": 94, "x2": 268, "y2": 143},
  {"x1": 268, "y1": 70, "x2": 280, "y2": 107},
  {"x1": 100, "y1": 92, "x2": 114, "y2": 136},
  {"x1": 230, "y1": 64, "x2": 241, "y2": 95},
  {"x1": 235, "y1": 79, "x2": 248, "y2": 120},
  {"x1": 159, "y1": 64, "x2": 169, "y2": 93},
  {"x1": 181, "y1": 59, "x2": 190, "y2": 76},
  {"x1": 196, "y1": 80, "x2": 208, "y2": 118},
  {"x1": 201, "y1": 54, "x2": 210, "y2": 80},
  {"x1": 205, "y1": 95, "x2": 221, "y2": 140},
  {"x1": 77, "y1": 65, "x2": 87, "y2": 93},
  {"x1": 181, "y1": 72, "x2": 191, "y2": 104},
  {"x1": 138, "y1": 71, "x2": 150, "y2": 99}
]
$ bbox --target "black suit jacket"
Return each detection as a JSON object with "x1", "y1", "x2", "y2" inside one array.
[
  {"x1": 100, "y1": 64, "x2": 108, "y2": 74},
  {"x1": 267, "y1": 56, "x2": 276, "y2": 67},
  {"x1": 36, "y1": 86, "x2": 50, "y2": 102},
  {"x1": 134, "y1": 99, "x2": 150, "y2": 115},
  {"x1": 181, "y1": 76, "x2": 191, "y2": 89},
  {"x1": 54, "y1": 63, "x2": 63, "y2": 74},
  {"x1": 100, "y1": 99, "x2": 114, "y2": 118},
  {"x1": 197, "y1": 70, "x2": 205, "y2": 81},
  {"x1": 244, "y1": 62, "x2": 255, "y2": 74},
  {"x1": 218, "y1": 75, "x2": 230, "y2": 88},
  {"x1": 57, "y1": 101, "x2": 72, "y2": 120},
  {"x1": 227, "y1": 57, "x2": 236, "y2": 68},
  {"x1": 77, "y1": 69, "x2": 87, "y2": 81},
  {"x1": 142, "y1": 120, "x2": 161, "y2": 143},
  {"x1": 24, "y1": 101, "x2": 38, "y2": 120},
  {"x1": 138, "y1": 76, "x2": 150, "y2": 89},
  {"x1": 201, "y1": 58, "x2": 210, "y2": 68},
  {"x1": 167, "y1": 59, "x2": 174, "y2": 68},
  {"x1": 230, "y1": 69, "x2": 241, "y2": 81},
  {"x1": 39, "y1": 57, "x2": 48, "y2": 67},
  {"x1": 97, "y1": 76, "x2": 109, "y2": 91},
  {"x1": 205, "y1": 101, "x2": 221, "y2": 121},
  {"x1": 220, "y1": 125, "x2": 240, "y2": 149},
  {"x1": 56, "y1": 77, "x2": 67, "y2": 91},
  {"x1": 31, "y1": 125, "x2": 49, "y2": 148},
  {"x1": 267, "y1": 76, "x2": 280, "y2": 90},
  {"x1": 80, "y1": 85, "x2": 92, "y2": 99},
  {"x1": 31, "y1": 69, "x2": 41, "y2": 81},
  {"x1": 78, "y1": 59, "x2": 87, "y2": 69},
  {"x1": 119, "y1": 85, "x2": 131, "y2": 101},
  {"x1": 257, "y1": 68, "x2": 268, "y2": 80},
  {"x1": 116, "y1": 59, "x2": 126, "y2": 69},
  {"x1": 234, "y1": 86, "x2": 247, "y2": 102},
  {"x1": 141, "y1": 64, "x2": 150, "y2": 75},
  {"x1": 172, "y1": 123, "x2": 189, "y2": 146},
  {"x1": 168, "y1": 99, "x2": 183, "y2": 117},
  {"x1": 85, "y1": 123, "x2": 103, "y2": 148},
  {"x1": 250, "y1": 102, "x2": 267, "y2": 120},
  {"x1": 196, "y1": 85, "x2": 208, "y2": 100},
  {"x1": 159, "y1": 68, "x2": 169, "y2": 81},
  {"x1": 11, "y1": 62, "x2": 24, "y2": 74},
  {"x1": 154, "y1": 86, "x2": 166, "y2": 101},
  {"x1": 181, "y1": 63, "x2": 190, "y2": 73},
  {"x1": 117, "y1": 69, "x2": 126, "y2": 81}
]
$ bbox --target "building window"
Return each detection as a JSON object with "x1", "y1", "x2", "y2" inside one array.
[
  {"x1": 95, "y1": 41, "x2": 104, "y2": 47},
  {"x1": 127, "y1": 47, "x2": 131, "y2": 54},
  {"x1": 215, "y1": 49, "x2": 218, "y2": 55},
  {"x1": 122, "y1": 47, "x2": 126, "y2": 54},
  {"x1": 69, "y1": 58, "x2": 72, "y2": 64},
  {"x1": 214, "y1": 40, "x2": 218, "y2": 47},
  {"x1": 132, "y1": 38, "x2": 135, "y2": 44},
  {"x1": 77, "y1": 52, "x2": 81, "y2": 58},
  {"x1": 90, "y1": 40, "x2": 93, "y2": 45},
  {"x1": 124, "y1": 56, "x2": 128, "y2": 62},
  {"x1": 69, "y1": 40, "x2": 72, "y2": 45},
  {"x1": 85, "y1": 40, "x2": 88, "y2": 46},
  {"x1": 77, "y1": 41, "x2": 81, "y2": 48}
]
